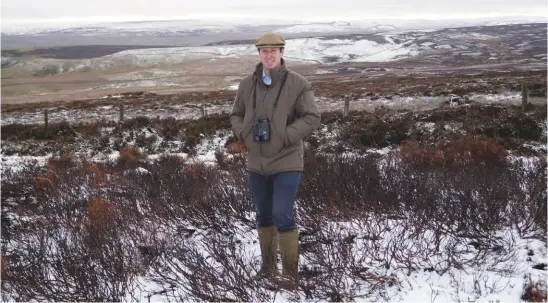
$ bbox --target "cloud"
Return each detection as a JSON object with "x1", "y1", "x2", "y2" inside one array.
[{"x1": 1, "y1": 0, "x2": 546, "y2": 24}]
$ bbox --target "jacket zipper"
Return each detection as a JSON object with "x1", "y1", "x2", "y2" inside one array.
[
  {"x1": 260, "y1": 87, "x2": 269, "y2": 157},
  {"x1": 260, "y1": 86, "x2": 268, "y2": 173}
]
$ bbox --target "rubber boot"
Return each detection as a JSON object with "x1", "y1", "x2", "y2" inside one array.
[
  {"x1": 252, "y1": 225, "x2": 278, "y2": 281},
  {"x1": 277, "y1": 229, "x2": 299, "y2": 290}
]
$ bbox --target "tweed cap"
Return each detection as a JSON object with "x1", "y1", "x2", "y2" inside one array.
[{"x1": 255, "y1": 33, "x2": 285, "y2": 48}]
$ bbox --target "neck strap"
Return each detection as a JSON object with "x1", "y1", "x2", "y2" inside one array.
[{"x1": 252, "y1": 71, "x2": 288, "y2": 110}]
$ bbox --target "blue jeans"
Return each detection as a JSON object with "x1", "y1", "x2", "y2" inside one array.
[{"x1": 248, "y1": 171, "x2": 302, "y2": 232}]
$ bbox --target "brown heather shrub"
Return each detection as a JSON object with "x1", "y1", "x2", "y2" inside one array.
[
  {"x1": 86, "y1": 198, "x2": 120, "y2": 245},
  {"x1": 159, "y1": 118, "x2": 182, "y2": 140},
  {"x1": 0, "y1": 256, "x2": 6, "y2": 281},
  {"x1": 400, "y1": 136, "x2": 507, "y2": 168},
  {"x1": 85, "y1": 162, "x2": 107, "y2": 187},
  {"x1": 343, "y1": 113, "x2": 412, "y2": 148},
  {"x1": 522, "y1": 279, "x2": 548, "y2": 302},
  {"x1": 400, "y1": 140, "x2": 443, "y2": 167},
  {"x1": 47, "y1": 155, "x2": 78, "y2": 172},
  {"x1": 227, "y1": 141, "x2": 246, "y2": 154},
  {"x1": 79, "y1": 121, "x2": 102, "y2": 137},
  {"x1": 118, "y1": 146, "x2": 146, "y2": 166},
  {"x1": 182, "y1": 113, "x2": 231, "y2": 138},
  {"x1": 33, "y1": 176, "x2": 55, "y2": 191},
  {"x1": 182, "y1": 163, "x2": 210, "y2": 182},
  {"x1": 159, "y1": 154, "x2": 186, "y2": 166},
  {"x1": 446, "y1": 136, "x2": 507, "y2": 164},
  {"x1": 222, "y1": 153, "x2": 248, "y2": 178},
  {"x1": 121, "y1": 116, "x2": 151, "y2": 130},
  {"x1": 87, "y1": 198, "x2": 117, "y2": 222}
]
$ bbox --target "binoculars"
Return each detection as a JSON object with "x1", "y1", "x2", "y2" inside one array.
[{"x1": 253, "y1": 117, "x2": 270, "y2": 142}]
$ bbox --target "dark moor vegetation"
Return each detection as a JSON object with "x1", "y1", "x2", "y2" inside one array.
[
  {"x1": 1, "y1": 101, "x2": 547, "y2": 301},
  {"x1": 2, "y1": 103, "x2": 546, "y2": 157}
]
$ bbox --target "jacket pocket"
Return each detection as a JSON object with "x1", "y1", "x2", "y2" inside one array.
[
  {"x1": 242, "y1": 121, "x2": 260, "y2": 156},
  {"x1": 262, "y1": 113, "x2": 287, "y2": 157}
]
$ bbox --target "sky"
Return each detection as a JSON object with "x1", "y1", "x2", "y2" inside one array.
[{"x1": 1, "y1": 0, "x2": 546, "y2": 26}]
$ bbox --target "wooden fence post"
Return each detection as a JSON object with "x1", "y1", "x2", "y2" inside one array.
[
  {"x1": 44, "y1": 110, "x2": 48, "y2": 128},
  {"x1": 119, "y1": 105, "x2": 124, "y2": 123},
  {"x1": 343, "y1": 98, "x2": 350, "y2": 118},
  {"x1": 522, "y1": 83, "x2": 528, "y2": 110},
  {"x1": 201, "y1": 103, "x2": 206, "y2": 117}
]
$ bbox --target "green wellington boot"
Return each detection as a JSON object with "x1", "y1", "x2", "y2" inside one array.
[
  {"x1": 252, "y1": 225, "x2": 278, "y2": 281},
  {"x1": 276, "y1": 229, "x2": 300, "y2": 290}
]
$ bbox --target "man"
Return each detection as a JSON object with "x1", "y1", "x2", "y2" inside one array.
[{"x1": 229, "y1": 33, "x2": 321, "y2": 285}]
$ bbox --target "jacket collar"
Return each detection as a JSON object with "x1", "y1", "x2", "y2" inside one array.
[{"x1": 254, "y1": 58, "x2": 287, "y2": 88}]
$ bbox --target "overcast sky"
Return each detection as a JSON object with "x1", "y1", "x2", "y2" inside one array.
[{"x1": 2, "y1": 0, "x2": 546, "y2": 25}]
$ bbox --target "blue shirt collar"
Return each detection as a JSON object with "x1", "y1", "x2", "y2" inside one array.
[{"x1": 262, "y1": 69, "x2": 272, "y2": 85}]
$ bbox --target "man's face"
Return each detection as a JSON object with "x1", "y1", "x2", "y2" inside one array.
[{"x1": 259, "y1": 47, "x2": 284, "y2": 70}]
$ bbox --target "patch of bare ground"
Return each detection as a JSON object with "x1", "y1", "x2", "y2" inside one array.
[
  {"x1": 312, "y1": 70, "x2": 546, "y2": 99},
  {"x1": 2, "y1": 45, "x2": 178, "y2": 59},
  {"x1": 0, "y1": 56, "x2": 310, "y2": 104}
]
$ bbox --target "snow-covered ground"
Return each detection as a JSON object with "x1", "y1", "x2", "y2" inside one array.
[
  {"x1": 99, "y1": 35, "x2": 419, "y2": 65},
  {"x1": 108, "y1": 206, "x2": 545, "y2": 302},
  {"x1": 2, "y1": 139, "x2": 546, "y2": 302}
]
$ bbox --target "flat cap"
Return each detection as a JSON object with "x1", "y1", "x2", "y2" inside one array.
[{"x1": 255, "y1": 33, "x2": 285, "y2": 48}]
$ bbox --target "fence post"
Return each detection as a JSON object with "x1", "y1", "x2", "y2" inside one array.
[
  {"x1": 343, "y1": 98, "x2": 350, "y2": 118},
  {"x1": 44, "y1": 109, "x2": 48, "y2": 128},
  {"x1": 201, "y1": 103, "x2": 206, "y2": 117},
  {"x1": 119, "y1": 105, "x2": 124, "y2": 123},
  {"x1": 522, "y1": 83, "x2": 528, "y2": 110}
]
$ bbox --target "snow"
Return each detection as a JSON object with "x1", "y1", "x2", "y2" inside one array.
[
  {"x1": 413, "y1": 121, "x2": 437, "y2": 134},
  {"x1": 104, "y1": 36, "x2": 420, "y2": 64},
  {"x1": 462, "y1": 52, "x2": 482, "y2": 56},
  {"x1": 286, "y1": 37, "x2": 419, "y2": 62},
  {"x1": 107, "y1": 70, "x2": 182, "y2": 81},
  {"x1": 472, "y1": 92, "x2": 522, "y2": 104},
  {"x1": 111, "y1": 45, "x2": 257, "y2": 59},
  {"x1": 120, "y1": 219, "x2": 547, "y2": 302},
  {"x1": 194, "y1": 130, "x2": 232, "y2": 164},
  {"x1": 274, "y1": 22, "x2": 356, "y2": 34},
  {"x1": 435, "y1": 44, "x2": 453, "y2": 49},
  {"x1": 314, "y1": 69, "x2": 336, "y2": 75},
  {"x1": 449, "y1": 32, "x2": 498, "y2": 40},
  {"x1": 88, "y1": 80, "x2": 181, "y2": 90},
  {"x1": 1, "y1": 154, "x2": 52, "y2": 173},
  {"x1": 135, "y1": 167, "x2": 150, "y2": 174}
]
